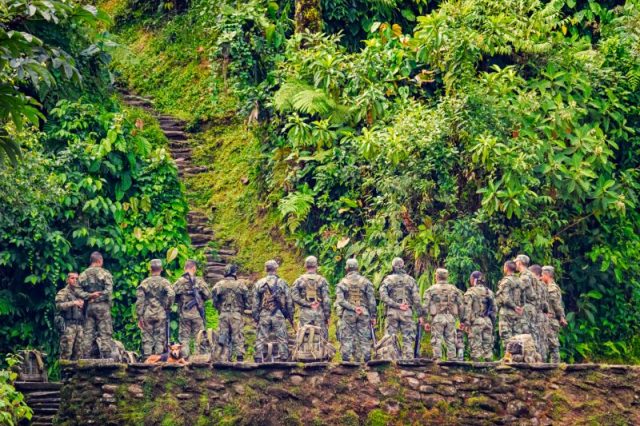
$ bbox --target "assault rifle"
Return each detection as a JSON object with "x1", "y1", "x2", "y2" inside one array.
[
  {"x1": 267, "y1": 276, "x2": 294, "y2": 328},
  {"x1": 370, "y1": 321, "x2": 378, "y2": 348},
  {"x1": 184, "y1": 273, "x2": 206, "y2": 324},
  {"x1": 414, "y1": 320, "x2": 423, "y2": 358},
  {"x1": 165, "y1": 313, "x2": 171, "y2": 352},
  {"x1": 484, "y1": 296, "x2": 496, "y2": 324}
]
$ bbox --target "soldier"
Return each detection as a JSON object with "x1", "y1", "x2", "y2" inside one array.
[
  {"x1": 212, "y1": 264, "x2": 249, "y2": 361},
  {"x1": 422, "y1": 268, "x2": 463, "y2": 361},
  {"x1": 496, "y1": 260, "x2": 523, "y2": 347},
  {"x1": 291, "y1": 256, "x2": 331, "y2": 337},
  {"x1": 335, "y1": 258, "x2": 376, "y2": 362},
  {"x1": 529, "y1": 264, "x2": 550, "y2": 360},
  {"x1": 462, "y1": 271, "x2": 496, "y2": 361},
  {"x1": 75, "y1": 252, "x2": 113, "y2": 359},
  {"x1": 252, "y1": 260, "x2": 293, "y2": 362},
  {"x1": 541, "y1": 266, "x2": 567, "y2": 363},
  {"x1": 174, "y1": 260, "x2": 211, "y2": 358},
  {"x1": 514, "y1": 254, "x2": 537, "y2": 337},
  {"x1": 379, "y1": 257, "x2": 422, "y2": 359},
  {"x1": 55, "y1": 272, "x2": 84, "y2": 360},
  {"x1": 136, "y1": 259, "x2": 175, "y2": 357}
]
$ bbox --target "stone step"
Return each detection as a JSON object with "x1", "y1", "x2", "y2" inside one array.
[
  {"x1": 170, "y1": 148, "x2": 192, "y2": 155},
  {"x1": 190, "y1": 234, "x2": 213, "y2": 244},
  {"x1": 159, "y1": 122, "x2": 183, "y2": 130},
  {"x1": 28, "y1": 402, "x2": 60, "y2": 409},
  {"x1": 31, "y1": 407, "x2": 59, "y2": 415},
  {"x1": 205, "y1": 273, "x2": 225, "y2": 282},
  {"x1": 163, "y1": 130, "x2": 188, "y2": 139},
  {"x1": 31, "y1": 416, "x2": 55, "y2": 426},
  {"x1": 169, "y1": 141, "x2": 190, "y2": 149},
  {"x1": 15, "y1": 382, "x2": 61, "y2": 391},
  {"x1": 173, "y1": 152, "x2": 192, "y2": 159},
  {"x1": 187, "y1": 226, "x2": 213, "y2": 234},
  {"x1": 207, "y1": 261, "x2": 227, "y2": 267},
  {"x1": 218, "y1": 248, "x2": 237, "y2": 256}
]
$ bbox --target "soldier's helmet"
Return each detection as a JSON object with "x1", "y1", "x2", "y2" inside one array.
[
  {"x1": 541, "y1": 265, "x2": 555, "y2": 276},
  {"x1": 224, "y1": 264, "x2": 238, "y2": 277},
  {"x1": 345, "y1": 258, "x2": 358, "y2": 272},
  {"x1": 435, "y1": 268, "x2": 448, "y2": 280},
  {"x1": 304, "y1": 256, "x2": 318, "y2": 268},
  {"x1": 265, "y1": 259, "x2": 279, "y2": 272},
  {"x1": 514, "y1": 254, "x2": 530, "y2": 266},
  {"x1": 391, "y1": 257, "x2": 404, "y2": 271}
]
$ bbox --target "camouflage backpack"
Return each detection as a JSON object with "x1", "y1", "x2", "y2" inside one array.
[
  {"x1": 112, "y1": 340, "x2": 138, "y2": 364},
  {"x1": 374, "y1": 334, "x2": 401, "y2": 361},
  {"x1": 291, "y1": 325, "x2": 336, "y2": 362},
  {"x1": 192, "y1": 328, "x2": 224, "y2": 362},
  {"x1": 503, "y1": 334, "x2": 542, "y2": 364}
]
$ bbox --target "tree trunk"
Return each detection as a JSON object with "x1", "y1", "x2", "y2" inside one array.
[{"x1": 294, "y1": 0, "x2": 322, "y2": 34}]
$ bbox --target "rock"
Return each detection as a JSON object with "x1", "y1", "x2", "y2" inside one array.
[
  {"x1": 102, "y1": 384, "x2": 118, "y2": 394},
  {"x1": 384, "y1": 400, "x2": 401, "y2": 415},
  {"x1": 399, "y1": 370, "x2": 416, "y2": 377},
  {"x1": 176, "y1": 393, "x2": 193, "y2": 400},
  {"x1": 206, "y1": 380, "x2": 225, "y2": 391},
  {"x1": 232, "y1": 384, "x2": 245, "y2": 395},
  {"x1": 404, "y1": 390, "x2": 421, "y2": 401},
  {"x1": 290, "y1": 375, "x2": 304, "y2": 386},
  {"x1": 465, "y1": 396, "x2": 502, "y2": 412},
  {"x1": 405, "y1": 377, "x2": 420, "y2": 389},
  {"x1": 423, "y1": 395, "x2": 445, "y2": 409},
  {"x1": 419, "y1": 385, "x2": 435, "y2": 394},
  {"x1": 506, "y1": 400, "x2": 530, "y2": 417},
  {"x1": 379, "y1": 386, "x2": 397, "y2": 397},
  {"x1": 367, "y1": 371, "x2": 381, "y2": 386},
  {"x1": 127, "y1": 384, "x2": 143, "y2": 395},
  {"x1": 266, "y1": 370, "x2": 285, "y2": 380},
  {"x1": 361, "y1": 396, "x2": 380, "y2": 409},
  {"x1": 102, "y1": 393, "x2": 115, "y2": 403},
  {"x1": 436, "y1": 385, "x2": 456, "y2": 396}
]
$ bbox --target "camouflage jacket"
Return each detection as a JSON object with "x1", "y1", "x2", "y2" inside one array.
[
  {"x1": 75, "y1": 266, "x2": 113, "y2": 305},
  {"x1": 518, "y1": 269, "x2": 538, "y2": 307},
  {"x1": 463, "y1": 284, "x2": 496, "y2": 324},
  {"x1": 496, "y1": 274, "x2": 521, "y2": 312},
  {"x1": 291, "y1": 273, "x2": 331, "y2": 318},
  {"x1": 136, "y1": 275, "x2": 175, "y2": 319},
  {"x1": 174, "y1": 274, "x2": 211, "y2": 319},
  {"x1": 335, "y1": 271, "x2": 376, "y2": 317},
  {"x1": 212, "y1": 277, "x2": 249, "y2": 313},
  {"x1": 379, "y1": 271, "x2": 422, "y2": 316},
  {"x1": 547, "y1": 281, "x2": 566, "y2": 322},
  {"x1": 252, "y1": 274, "x2": 293, "y2": 321},
  {"x1": 55, "y1": 285, "x2": 84, "y2": 321},
  {"x1": 423, "y1": 280, "x2": 463, "y2": 320}
]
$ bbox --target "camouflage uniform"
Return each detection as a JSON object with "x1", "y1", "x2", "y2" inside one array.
[
  {"x1": 291, "y1": 273, "x2": 331, "y2": 338},
  {"x1": 55, "y1": 286, "x2": 84, "y2": 360},
  {"x1": 379, "y1": 270, "x2": 422, "y2": 359},
  {"x1": 212, "y1": 277, "x2": 249, "y2": 360},
  {"x1": 335, "y1": 271, "x2": 376, "y2": 362},
  {"x1": 546, "y1": 280, "x2": 566, "y2": 363},
  {"x1": 496, "y1": 273, "x2": 523, "y2": 345},
  {"x1": 423, "y1": 278, "x2": 463, "y2": 360},
  {"x1": 136, "y1": 275, "x2": 175, "y2": 356},
  {"x1": 252, "y1": 273, "x2": 293, "y2": 361},
  {"x1": 463, "y1": 284, "x2": 496, "y2": 361},
  {"x1": 519, "y1": 269, "x2": 543, "y2": 354},
  {"x1": 174, "y1": 274, "x2": 211, "y2": 357},
  {"x1": 534, "y1": 277, "x2": 550, "y2": 361},
  {"x1": 75, "y1": 266, "x2": 114, "y2": 358}
]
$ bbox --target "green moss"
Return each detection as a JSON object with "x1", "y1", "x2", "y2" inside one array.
[
  {"x1": 366, "y1": 409, "x2": 390, "y2": 426},
  {"x1": 340, "y1": 410, "x2": 360, "y2": 426}
]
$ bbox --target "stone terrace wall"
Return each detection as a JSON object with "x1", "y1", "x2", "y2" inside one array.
[{"x1": 57, "y1": 360, "x2": 640, "y2": 425}]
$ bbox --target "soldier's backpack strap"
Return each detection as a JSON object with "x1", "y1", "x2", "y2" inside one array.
[
  {"x1": 207, "y1": 328, "x2": 215, "y2": 348},
  {"x1": 195, "y1": 329, "x2": 205, "y2": 350}
]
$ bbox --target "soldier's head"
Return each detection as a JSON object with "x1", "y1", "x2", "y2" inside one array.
[
  {"x1": 503, "y1": 260, "x2": 517, "y2": 275},
  {"x1": 514, "y1": 254, "x2": 530, "y2": 271},
  {"x1": 529, "y1": 264, "x2": 542, "y2": 278},
  {"x1": 469, "y1": 271, "x2": 483, "y2": 287},
  {"x1": 265, "y1": 259, "x2": 279, "y2": 274},
  {"x1": 184, "y1": 260, "x2": 197, "y2": 276},
  {"x1": 435, "y1": 268, "x2": 448, "y2": 282},
  {"x1": 150, "y1": 259, "x2": 163, "y2": 275},
  {"x1": 89, "y1": 251, "x2": 103, "y2": 267},
  {"x1": 224, "y1": 264, "x2": 238, "y2": 278},
  {"x1": 67, "y1": 272, "x2": 79, "y2": 287},
  {"x1": 304, "y1": 256, "x2": 318, "y2": 272},
  {"x1": 345, "y1": 258, "x2": 358, "y2": 273},
  {"x1": 391, "y1": 257, "x2": 404, "y2": 273},
  {"x1": 541, "y1": 265, "x2": 554, "y2": 284}
]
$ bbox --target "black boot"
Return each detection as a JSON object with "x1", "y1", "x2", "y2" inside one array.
[{"x1": 236, "y1": 355, "x2": 244, "y2": 362}]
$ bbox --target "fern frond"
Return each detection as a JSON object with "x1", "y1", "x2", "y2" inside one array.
[{"x1": 278, "y1": 187, "x2": 315, "y2": 232}]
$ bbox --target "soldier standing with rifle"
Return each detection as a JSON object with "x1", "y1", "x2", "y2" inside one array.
[
  {"x1": 55, "y1": 272, "x2": 84, "y2": 360},
  {"x1": 136, "y1": 259, "x2": 175, "y2": 357},
  {"x1": 462, "y1": 271, "x2": 496, "y2": 361},
  {"x1": 379, "y1": 258, "x2": 423, "y2": 359},
  {"x1": 252, "y1": 260, "x2": 294, "y2": 362},
  {"x1": 291, "y1": 256, "x2": 331, "y2": 338},
  {"x1": 174, "y1": 260, "x2": 211, "y2": 358}
]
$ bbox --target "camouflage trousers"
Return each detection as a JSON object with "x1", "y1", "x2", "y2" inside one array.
[
  {"x1": 537, "y1": 313, "x2": 549, "y2": 361},
  {"x1": 339, "y1": 311, "x2": 372, "y2": 362},
  {"x1": 179, "y1": 314, "x2": 205, "y2": 357},
  {"x1": 218, "y1": 311, "x2": 245, "y2": 360},
  {"x1": 298, "y1": 307, "x2": 327, "y2": 339},
  {"x1": 548, "y1": 318, "x2": 561, "y2": 363},
  {"x1": 430, "y1": 313, "x2": 456, "y2": 361},
  {"x1": 455, "y1": 329, "x2": 465, "y2": 361},
  {"x1": 60, "y1": 322, "x2": 83, "y2": 360},
  {"x1": 81, "y1": 302, "x2": 113, "y2": 359},
  {"x1": 468, "y1": 317, "x2": 494, "y2": 361},
  {"x1": 498, "y1": 309, "x2": 523, "y2": 348},
  {"x1": 255, "y1": 311, "x2": 289, "y2": 361},
  {"x1": 384, "y1": 308, "x2": 416, "y2": 359},
  {"x1": 141, "y1": 315, "x2": 168, "y2": 357}
]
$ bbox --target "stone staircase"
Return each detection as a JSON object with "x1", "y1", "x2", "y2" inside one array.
[
  {"x1": 120, "y1": 92, "x2": 243, "y2": 284},
  {"x1": 15, "y1": 382, "x2": 61, "y2": 426}
]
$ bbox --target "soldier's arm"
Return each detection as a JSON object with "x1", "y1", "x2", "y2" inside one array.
[
  {"x1": 135, "y1": 285, "x2": 145, "y2": 318},
  {"x1": 94, "y1": 271, "x2": 113, "y2": 303},
  {"x1": 320, "y1": 279, "x2": 331, "y2": 318},
  {"x1": 496, "y1": 280, "x2": 516, "y2": 310},
  {"x1": 240, "y1": 283, "x2": 250, "y2": 311},
  {"x1": 251, "y1": 282, "x2": 261, "y2": 321},
  {"x1": 336, "y1": 282, "x2": 355, "y2": 312},
  {"x1": 462, "y1": 292, "x2": 472, "y2": 324},
  {"x1": 550, "y1": 288, "x2": 566, "y2": 321},
  {"x1": 291, "y1": 279, "x2": 311, "y2": 308},
  {"x1": 379, "y1": 279, "x2": 399, "y2": 309},
  {"x1": 456, "y1": 288, "x2": 465, "y2": 320},
  {"x1": 410, "y1": 279, "x2": 423, "y2": 317},
  {"x1": 422, "y1": 290, "x2": 432, "y2": 322},
  {"x1": 283, "y1": 280, "x2": 294, "y2": 317},
  {"x1": 197, "y1": 278, "x2": 212, "y2": 300},
  {"x1": 55, "y1": 290, "x2": 76, "y2": 311},
  {"x1": 165, "y1": 281, "x2": 175, "y2": 310},
  {"x1": 73, "y1": 274, "x2": 91, "y2": 300},
  {"x1": 366, "y1": 280, "x2": 376, "y2": 315}
]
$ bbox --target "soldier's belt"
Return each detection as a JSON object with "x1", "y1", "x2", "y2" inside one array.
[{"x1": 64, "y1": 319, "x2": 84, "y2": 325}]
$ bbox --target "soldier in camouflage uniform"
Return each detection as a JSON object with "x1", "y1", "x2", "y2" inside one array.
[
  {"x1": 462, "y1": 271, "x2": 496, "y2": 361},
  {"x1": 174, "y1": 260, "x2": 211, "y2": 358},
  {"x1": 496, "y1": 260, "x2": 523, "y2": 347},
  {"x1": 515, "y1": 255, "x2": 544, "y2": 356},
  {"x1": 335, "y1": 258, "x2": 377, "y2": 362},
  {"x1": 136, "y1": 259, "x2": 175, "y2": 357},
  {"x1": 379, "y1": 258, "x2": 422, "y2": 359},
  {"x1": 74, "y1": 252, "x2": 114, "y2": 359},
  {"x1": 212, "y1": 264, "x2": 249, "y2": 361},
  {"x1": 291, "y1": 256, "x2": 331, "y2": 338},
  {"x1": 529, "y1": 264, "x2": 550, "y2": 361},
  {"x1": 252, "y1": 260, "x2": 294, "y2": 362},
  {"x1": 56, "y1": 272, "x2": 84, "y2": 360},
  {"x1": 422, "y1": 268, "x2": 463, "y2": 361},
  {"x1": 541, "y1": 266, "x2": 567, "y2": 363}
]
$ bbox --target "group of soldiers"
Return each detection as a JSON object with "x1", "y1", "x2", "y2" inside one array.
[{"x1": 55, "y1": 251, "x2": 566, "y2": 363}]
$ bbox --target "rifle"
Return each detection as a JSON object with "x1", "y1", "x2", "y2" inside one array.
[
  {"x1": 267, "y1": 276, "x2": 294, "y2": 328},
  {"x1": 165, "y1": 313, "x2": 171, "y2": 352},
  {"x1": 414, "y1": 320, "x2": 423, "y2": 358},
  {"x1": 484, "y1": 294, "x2": 496, "y2": 324},
  {"x1": 184, "y1": 273, "x2": 206, "y2": 324},
  {"x1": 370, "y1": 321, "x2": 378, "y2": 348}
]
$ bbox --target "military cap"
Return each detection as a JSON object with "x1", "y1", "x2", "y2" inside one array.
[
  {"x1": 345, "y1": 258, "x2": 359, "y2": 271},
  {"x1": 265, "y1": 259, "x2": 279, "y2": 271},
  {"x1": 514, "y1": 254, "x2": 530, "y2": 265},
  {"x1": 391, "y1": 257, "x2": 404, "y2": 269},
  {"x1": 304, "y1": 256, "x2": 318, "y2": 268},
  {"x1": 541, "y1": 265, "x2": 555, "y2": 275},
  {"x1": 436, "y1": 268, "x2": 448, "y2": 279}
]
